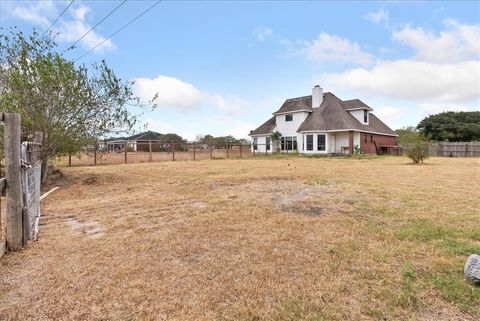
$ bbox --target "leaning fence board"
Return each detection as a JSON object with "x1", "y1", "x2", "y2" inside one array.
[{"x1": 40, "y1": 187, "x2": 59, "y2": 202}]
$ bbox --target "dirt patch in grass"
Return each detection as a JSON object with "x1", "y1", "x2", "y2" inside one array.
[{"x1": 0, "y1": 156, "x2": 479, "y2": 320}]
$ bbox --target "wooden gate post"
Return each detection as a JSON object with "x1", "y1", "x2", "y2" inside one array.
[
  {"x1": 193, "y1": 142, "x2": 196, "y2": 161},
  {"x1": 240, "y1": 144, "x2": 242, "y2": 158},
  {"x1": 68, "y1": 152, "x2": 72, "y2": 167},
  {"x1": 124, "y1": 141, "x2": 128, "y2": 164},
  {"x1": 226, "y1": 144, "x2": 229, "y2": 159},
  {"x1": 94, "y1": 141, "x2": 97, "y2": 166},
  {"x1": 210, "y1": 144, "x2": 213, "y2": 160},
  {"x1": 149, "y1": 141, "x2": 152, "y2": 162},
  {"x1": 3, "y1": 113, "x2": 23, "y2": 251}
]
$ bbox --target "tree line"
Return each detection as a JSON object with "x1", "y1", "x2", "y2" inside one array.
[{"x1": 395, "y1": 111, "x2": 480, "y2": 163}]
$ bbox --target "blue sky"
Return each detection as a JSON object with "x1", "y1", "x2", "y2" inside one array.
[{"x1": 1, "y1": 0, "x2": 479, "y2": 139}]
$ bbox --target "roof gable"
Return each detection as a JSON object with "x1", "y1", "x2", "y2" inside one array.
[
  {"x1": 297, "y1": 93, "x2": 396, "y2": 135},
  {"x1": 273, "y1": 95, "x2": 313, "y2": 115},
  {"x1": 250, "y1": 116, "x2": 276, "y2": 136},
  {"x1": 342, "y1": 99, "x2": 373, "y2": 111}
]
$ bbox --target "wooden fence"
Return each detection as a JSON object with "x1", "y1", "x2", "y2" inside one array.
[
  {"x1": 63, "y1": 142, "x2": 257, "y2": 167},
  {"x1": 430, "y1": 142, "x2": 480, "y2": 157}
]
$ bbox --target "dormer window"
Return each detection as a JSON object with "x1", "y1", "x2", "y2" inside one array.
[
  {"x1": 285, "y1": 114, "x2": 293, "y2": 122},
  {"x1": 363, "y1": 110, "x2": 368, "y2": 123}
]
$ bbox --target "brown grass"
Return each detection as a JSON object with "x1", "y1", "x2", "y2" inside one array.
[{"x1": 0, "y1": 156, "x2": 479, "y2": 320}]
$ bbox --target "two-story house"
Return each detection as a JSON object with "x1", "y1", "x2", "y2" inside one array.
[{"x1": 249, "y1": 86, "x2": 398, "y2": 155}]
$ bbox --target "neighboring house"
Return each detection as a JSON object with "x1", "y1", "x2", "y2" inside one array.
[
  {"x1": 249, "y1": 86, "x2": 398, "y2": 155},
  {"x1": 107, "y1": 131, "x2": 162, "y2": 152}
]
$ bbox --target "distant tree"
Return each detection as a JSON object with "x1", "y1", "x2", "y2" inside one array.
[
  {"x1": 417, "y1": 111, "x2": 480, "y2": 142},
  {"x1": 195, "y1": 134, "x2": 205, "y2": 143},
  {"x1": 158, "y1": 133, "x2": 186, "y2": 150},
  {"x1": 270, "y1": 131, "x2": 282, "y2": 152}
]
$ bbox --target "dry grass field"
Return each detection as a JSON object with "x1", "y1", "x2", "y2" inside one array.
[{"x1": 0, "y1": 156, "x2": 479, "y2": 321}]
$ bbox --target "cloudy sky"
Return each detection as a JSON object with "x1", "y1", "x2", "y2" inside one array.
[{"x1": 1, "y1": 0, "x2": 479, "y2": 139}]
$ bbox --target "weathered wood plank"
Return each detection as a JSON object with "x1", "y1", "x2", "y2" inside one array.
[{"x1": 4, "y1": 113, "x2": 23, "y2": 251}]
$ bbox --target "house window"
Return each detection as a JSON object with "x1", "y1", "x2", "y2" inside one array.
[
  {"x1": 306, "y1": 135, "x2": 313, "y2": 151},
  {"x1": 364, "y1": 110, "x2": 368, "y2": 123},
  {"x1": 285, "y1": 114, "x2": 293, "y2": 122},
  {"x1": 281, "y1": 137, "x2": 297, "y2": 151},
  {"x1": 253, "y1": 137, "x2": 258, "y2": 150},
  {"x1": 266, "y1": 137, "x2": 270, "y2": 151},
  {"x1": 317, "y1": 134, "x2": 326, "y2": 151}
]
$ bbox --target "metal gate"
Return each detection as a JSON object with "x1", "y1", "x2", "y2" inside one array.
[{"x1": 21, "y1": 142, "x2": 42, "y2": 241}]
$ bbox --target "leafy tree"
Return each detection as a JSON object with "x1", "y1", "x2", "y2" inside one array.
[
  {"x1": 397, "y1": 128, "x2": 431, "y2": 164},
  {"x1": 396, "y1": 126, "x2": 419, "y2": 145},
  {"x1": 0, "y1": 28, "x2": 155, "y2": 181},
  {"x1": 270, "y1": 131, "x2": 282, "y2": 152},
  {"x1": 417, "y1": 111, "x2": 480, "y2": 142},
  {"x1": 158, "y1": 133, "x2": 186, "y2": 151}
]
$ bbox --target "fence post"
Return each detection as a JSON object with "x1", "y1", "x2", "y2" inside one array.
[
  {"x1": 4, "y1": 113, "x2": 23, "y2": 251},
  {"x1": 149, "y1": 141, "x2": 152, "y2": 162},
  {"x1": 465, "y1": 143, "x2": 469, "y2": 157},
  {"x1": 172, "y1": 142, "x2": 175, "y2": 161},
  {"x1": 226, "y1": 144, "x2": 229, "y2": 159},
  {"x1": 240, "y1": 144, "x2": 242, "y2": 158},
  {"x1": 193, "y1": 142, "x2": 196, "y2": 161},
  {"x1": 210, "y1": 144, "x2": 213, "y2": 160},
  {"x1": 94, "y1": 141, "x2": 97, "y2": 166},
  {"x1": 68, "y1": 152, "x2": 72, "y2": 167},
  {"x1": 124, "y1": 141, "x2": 128, "y2": 164}
]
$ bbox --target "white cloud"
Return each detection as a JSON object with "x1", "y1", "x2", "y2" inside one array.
[
  {"x1": 298, "y1": 32, "x2": 373, "y2": 65},
  {"x1": 321, "y1": 20, "x2": 480, "y2": 109},
  {"x1": 133, "y1": 75, "x2": 204, "y2": 109},
  {"x1": 323, "y1": 60, "x2": 480, "y2": 103},
  {"x1": 208, "y1": 116, "x2": 255, "y2": 139},
  {"x1": 364, "y1": 9, "x2": 389, "y2": 25},
  {"x1": 8, "y1": 1, "x2": 114, "y2": 53},
  {"x1": 393, "y1": 20, "x2": 480, "y2": 63},
  {"x1": 145, "y1": 118, "x2": 175, "y2": 133},
  {"x1": 374, "y1": 106, "x2": 406, "y2": 127},
  {"x1": 252, "y1": 26, "x2": 273, "y2": 42},
  {"x1": 11, "y1": 0, "x2": 56, "y2": 27},
  {"x1": 132, "y1": 75, "x2": 248, "y2": 115},
  {"x1": 417, "y1": 103, "x2": 478, "y2": 115}
]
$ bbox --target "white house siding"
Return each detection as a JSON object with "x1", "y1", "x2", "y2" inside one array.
[
  {"x1": 349, "y1": 110, "x2": 369, "y2": 125},
  {"x1": 251, "y1": 135, "x2": 272, "y2": 154},
  {"x1": 354, "y1": 132, "x2": 361, "y2": 148},
  {"x1": 275, "y1": 111, "x2": 310, "y2": 153},
  {"x1": 299, "y1": 132, "x2": 330, "y2": 154},
  {"x1": 332, "y1": 132, "x2": 349, "y2": 153}
]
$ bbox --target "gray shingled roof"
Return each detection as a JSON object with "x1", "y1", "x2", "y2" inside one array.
[
  {"x1": 250, "y1": 116, "x2": 276, "y2": 135},
  {"x1": 342, "y1": 99, "x2": 373, "y2": 111},
  {"x1": 272, "y1": 95, "x2": 314, "y2": 114},
  {"x1": 127, "y1": 131, "x2": 162, "y2": 141},
  {"x1": 297, "y1": 93, "x2": 396, "y2": 135}
]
